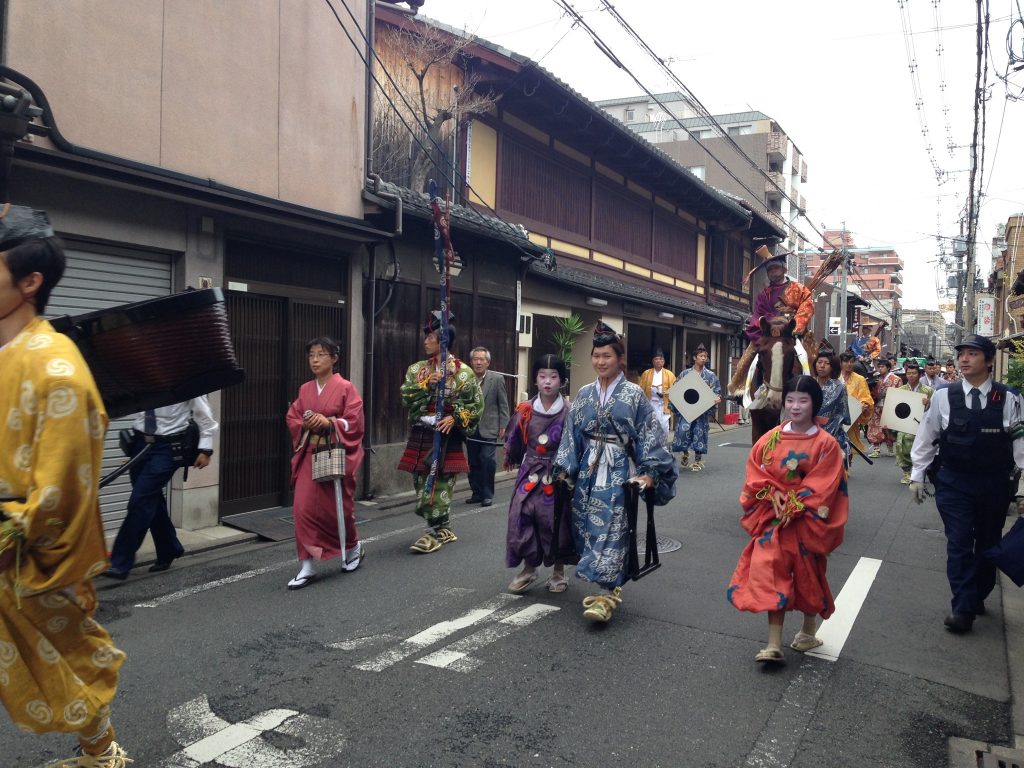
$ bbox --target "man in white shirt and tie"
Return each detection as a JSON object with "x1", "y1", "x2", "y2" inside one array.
[
  {"x1": 909, "y1": 334, "x2": 1024, "y2": 633},
  {"x1": 104, "y1": 397, "x2": 218, "y2": 579}
]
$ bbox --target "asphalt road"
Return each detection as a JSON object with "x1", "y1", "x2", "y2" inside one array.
[{"x1": 3, "y1": 426, "x2": 1015, "y2": 768}]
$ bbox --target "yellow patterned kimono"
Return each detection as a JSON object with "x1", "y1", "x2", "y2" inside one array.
[{"x1": 0, "y1": 316, "x2": 125, "y2": 735}]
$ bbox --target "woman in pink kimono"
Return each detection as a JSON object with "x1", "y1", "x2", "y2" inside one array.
[{"x1": 285, "y1": 337, "x2": 365, "y2": 589}]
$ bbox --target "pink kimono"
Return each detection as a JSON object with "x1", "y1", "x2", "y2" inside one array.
[{"x1": 287, "y1": 374, "x2": 365, "y2": 561}]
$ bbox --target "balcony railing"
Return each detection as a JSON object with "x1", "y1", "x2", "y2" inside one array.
[
  {"x1": 890, "y1": 272, "x2": 903, "y2": 284},
  {"x1": 765, "y1": 171, "x2": 786, "y2": 194},
  {"x1": 767, "y1": 131, "x2": 786, "y2": 159},
  {"x1": 800, "y1": 159, "x2": 808, "y2": 182}
]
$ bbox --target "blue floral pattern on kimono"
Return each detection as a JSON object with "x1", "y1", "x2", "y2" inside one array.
[
  {"x1": 671, "y1": 367, "x2": 721, "y2": 455},
  {"x1": 554, "y1": 375, "x2": 678, "y2": 589}
]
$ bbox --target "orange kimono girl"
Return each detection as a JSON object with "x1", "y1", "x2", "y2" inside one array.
[{"x1": 728, "y1": 424, "x2": 849, "y2": 618}]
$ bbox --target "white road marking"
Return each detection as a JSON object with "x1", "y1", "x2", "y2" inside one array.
[
  {"x1": 415, "y1": 603, "x2": 560, "y2": 672},
  {"x1": 329, "y1": 633, "x2": 397, "y2": 650},
  {"x1": 807, "y1": 556, "x2": 883, "y2": 662},
  {"x1": 743, "y1": 661, "x2": 832, "y2": 768},
  {"x1": 158, "y1": 695, "x2": 346, "y2": 768},
  {"x1": 135, "y1": 509, "x2": 489, "y2": 608},
  {"x1": 353, "y1": 594, "x2": 520, "y2": 671}
]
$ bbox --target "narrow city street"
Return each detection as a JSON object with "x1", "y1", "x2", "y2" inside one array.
[{"x1": 4, "y1": 426, "x2": 1016, "y2": 768}]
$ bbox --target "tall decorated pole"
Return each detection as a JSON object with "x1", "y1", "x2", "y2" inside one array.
[{"x1": 423, "y1": 179, "x2": 456, "y2": 500}]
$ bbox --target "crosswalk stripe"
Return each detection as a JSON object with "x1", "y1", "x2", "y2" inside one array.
[{"x1": 807, "y1": 556, "x2": 883, "y2": 662}]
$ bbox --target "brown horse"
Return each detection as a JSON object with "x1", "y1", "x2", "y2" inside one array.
[{"x1": 747, "y1": 316, "x2": 804, "y2": 443}]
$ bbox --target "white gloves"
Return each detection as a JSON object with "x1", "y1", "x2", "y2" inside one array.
[{"x1": 909, "y1": 482, "x2": 928, "y2": 504}]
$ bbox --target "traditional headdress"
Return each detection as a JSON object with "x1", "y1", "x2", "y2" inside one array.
[
  {"x1": 653, "y1": 348, "x2": 665, "y2": 359},
  {"x1": 592, "y1": 320, "x2": 622, "y2": 348},
  {"x1": 693, "y1": 342, "x2": 708, "y2": 355},
  {"x1": 816, "y1": 338, "x2": 836, "y2": 356},
  {"x1": 743, "y1": 244, "x2": 789, "y2": 284},
  {"x1": 423, "y1": 310, "x2": 456, "y2": 346},
  {"x1": 0, "y1": 205, "x2": 55, "y2": 249}
]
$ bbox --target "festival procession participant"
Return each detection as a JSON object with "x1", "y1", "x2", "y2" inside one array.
[
  {"x1": 909, "y1": 334, "x2": 1024, "y2": 634},
  {"x1": 639, "y1": 349, "x2": 676, "y2": 442},
  {"x1": 504, "y1": 354, "x2": 576, "y2": 594},
  {"x1": 943, "y1": 357, "x2": 961, "y2": 383},
  {"x1": 285, "y1": 336, "x2": 365, "y2": 590},
  {"x1": 727, "y1": 375, "x2": 849, "y2": 664},
  {"x1": 0, "y1": 212, "x2": 129, "y2": 765},
  {"x1": 729, "y1": 245, "x2": 813, "y2": 397},
  {"x1": 867, "y1": 358, "x2": 902, "y2": 458},
  {"x1": 554, "y1": 322, "x2": 677, "y2": 623},
  {"x1": 671, "y1": 343, "x2": 722, "y2": 472},
  {"x1": 850, "y1": 324, "x2": 872, "y2": 359},
  {"x1": 894, "y1": 361, "x2": 933, "y2": 485},
  {"x1": 839, "y1": 351, "x2": 874, "y2": 461},
  {"x1": 103, "y1": 396, "x2": 218, "y2": 580},
  {"x1": 812, "y1": 347, "x2": 852, "y2": 466},
  {"x1": 398, "y1": 312, "x2": 482, "y2": 554},
  {"x1": 466, "y1": 346, "x2": 509, "y2": 508},
  {"x1": 922, "y1": 358, "x2": 948, "y2": 390}
]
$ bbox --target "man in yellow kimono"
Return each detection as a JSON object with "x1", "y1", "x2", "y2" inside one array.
[
  {"x1": 0, "y1": 207, "x2": 128, "y2": 767},
  {"x1": 638, "y1": 349, "x2": 676, "y2": 441},
  {"x1": 839, "y1": 351, "x2": 874, "y2": 460}
]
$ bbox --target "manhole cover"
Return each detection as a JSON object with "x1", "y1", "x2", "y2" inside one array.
[{"x1": 637, "y1": 535, "x2": 682, "y2": 555}]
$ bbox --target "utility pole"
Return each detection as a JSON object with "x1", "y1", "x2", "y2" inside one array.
[
  {"x1": 838, "y1": 221, "x2": 850, "y2": 353},
  {"x1": 962, "y1": 0, "x2": 986, "y2": 339}
]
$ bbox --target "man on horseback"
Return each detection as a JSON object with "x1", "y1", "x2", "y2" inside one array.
[{"x1": 729, "y1": 245, "x2": 813, "y2": 399}]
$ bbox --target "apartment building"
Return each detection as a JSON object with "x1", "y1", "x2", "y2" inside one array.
[{"x1": 594, "y1": 95, "x2": 808, "y2": 265}]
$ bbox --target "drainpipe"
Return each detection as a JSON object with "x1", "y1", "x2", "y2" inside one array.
[{"x1": 360, "y1": 175, "x2": 403, "y2": 499}]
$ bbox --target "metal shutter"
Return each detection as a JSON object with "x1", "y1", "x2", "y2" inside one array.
[{"x1": 46, "y1": 248, "x2": 173, "y2": 533}]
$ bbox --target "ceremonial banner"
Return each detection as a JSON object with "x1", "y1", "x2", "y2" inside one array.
[
  {"x1": 846, "y1": 395, "x2": 863, "y2": 432},
  {"x1": 880, "y1": 387, "x2": 928, "y2": 436},
  {"x1": 668, "y1": 370, "x2": 717, "y2": 423}
]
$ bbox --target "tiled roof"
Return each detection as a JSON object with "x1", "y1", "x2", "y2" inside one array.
[
  {"x1": 627, "y1": 111, "x2": 772, "y2": 131},
  {"x1": 527, "y1": 260, "x2": 747, "y2": 325}
]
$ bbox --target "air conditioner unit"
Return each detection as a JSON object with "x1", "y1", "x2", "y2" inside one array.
[{"x1": 518, "y1": 312, "x2": 533, "y2": 348}]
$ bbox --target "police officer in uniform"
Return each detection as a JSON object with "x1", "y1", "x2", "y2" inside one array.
[{"x1": 909, "y1": 334, "x2": 1024, "y2": 633}]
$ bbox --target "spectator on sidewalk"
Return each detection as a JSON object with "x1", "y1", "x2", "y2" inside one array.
[
  {"x1": 104, "y1": 397, "x2": 218, "y2": 580},
  {"x1": 910, "y1": 334, "x2": 1024, "y2": 634},
  {"x1": 466, "y1": 346, "x2": 510, "y2": 508}
]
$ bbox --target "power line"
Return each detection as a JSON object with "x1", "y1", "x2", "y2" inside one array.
[
  {"x1": 589, "y1": 0, "x2": 826, "y2": 246},
  {"x1": 551, "y1": 0, "x2": 822, "y2": 248},
  {"x1": 897, "y1": 0, "x2": 947, "y2": 183},
  {"x1": 931, "y1": 0, "x2": 958, "y2": 157}
]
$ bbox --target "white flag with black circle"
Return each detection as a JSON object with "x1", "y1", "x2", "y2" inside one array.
[
  {"x1": 668, "y1": 370, "x2": 717, "y2": 424},
  {"x1": 846, "y1": 395, "x2": 863, "y2": 432},
  {"x1": 880, "y1": 387, "x2": 928, "y2": 435}
]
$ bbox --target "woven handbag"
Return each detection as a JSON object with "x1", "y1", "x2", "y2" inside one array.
[{"x1": 312, "y1": 428, "x2": 346, "y2": 483}]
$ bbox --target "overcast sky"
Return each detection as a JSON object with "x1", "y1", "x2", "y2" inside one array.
[{"x1": 412, "y1": 0, "x2": 1024, "y2": 312}]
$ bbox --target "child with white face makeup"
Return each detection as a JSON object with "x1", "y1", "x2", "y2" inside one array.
[
  {"x1": 503, "y1": 355, "x2": 577, "y2": 594},
  {"x1": 728, "y1": 375, "x2": 850, "y2": 664}
]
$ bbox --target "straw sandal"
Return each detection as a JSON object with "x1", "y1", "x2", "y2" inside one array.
[
  {"x1": 790, "y1": 632, "x2": 823, "y2": 653},
  {"x1": 754, "y1": 646, "x2": 785, "y2": 663},
  {"x1": 679, "y1": 452, "x2": 690, "y2": 468},
  {"x1": 47, "y1": 741, "x2": 132, "y2": 767},
  {"x1": 547, "y1": 571, "x2": 569, "y2": 593},
  {"x1": 410, "y1": 533, "x2": 442, "y2": 554},
  {"x1": 507, "y1": 570, "x2": 538, "y2": 594},
  {"x1": 435, "y1": 527, "x2": 458, "y2": 545},
  {"x1": 582, "y1": 587, "x2": 623, "y2": 622},
  {"x1": 691, "y1": 460, "x2": 705, "y2": 472}
]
